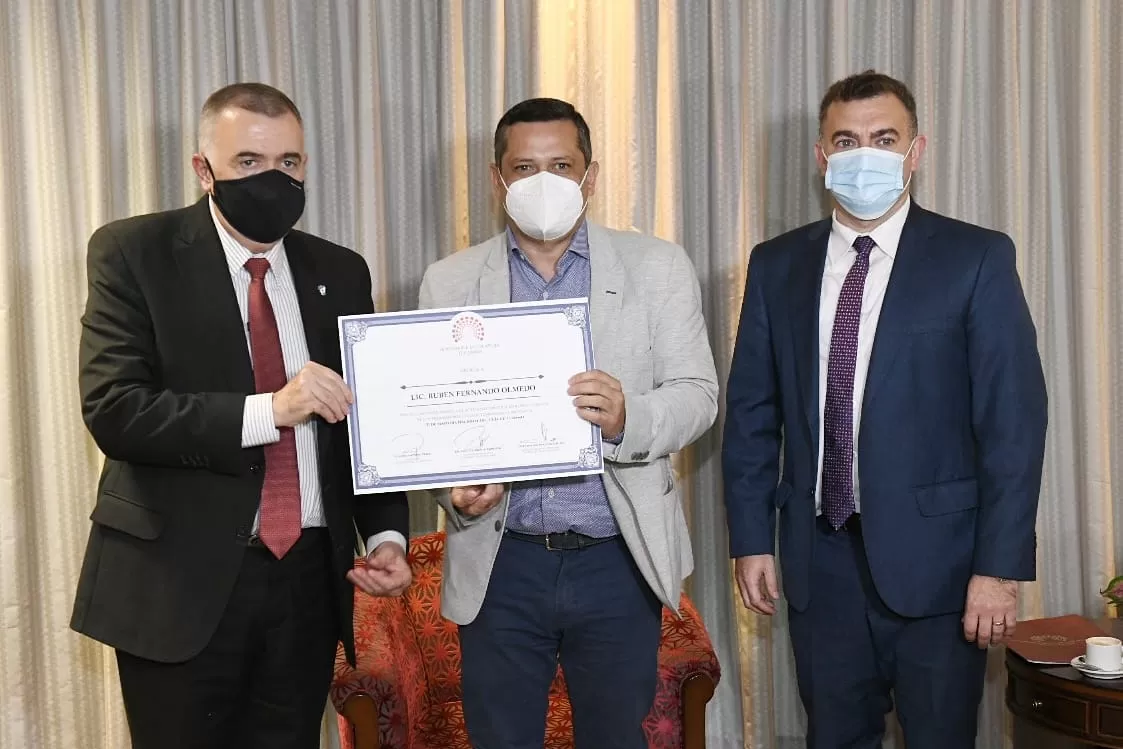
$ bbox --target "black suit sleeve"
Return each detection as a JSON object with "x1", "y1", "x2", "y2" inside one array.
[
  {"x1": 79, "y1": 225, "x2": 247, "y2": 475},
  {"x1": 340, "y1": 253, "x2": 409, "y2": 543}
]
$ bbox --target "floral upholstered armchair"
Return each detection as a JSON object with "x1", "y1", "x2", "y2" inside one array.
[{"x1": 330, "y1": 532, "x2": 721, "y2": 749}]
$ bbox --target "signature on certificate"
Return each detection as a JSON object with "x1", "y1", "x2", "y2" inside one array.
[
  {"x1": 453, "y1": 424, "x2": 494, "y2": 452},
  {"x1": 391, "y1": 433, "x2": 425, "y2": 458},
  {"x1": 538, "y1": 422, "x2": 559, "y2": 444}
]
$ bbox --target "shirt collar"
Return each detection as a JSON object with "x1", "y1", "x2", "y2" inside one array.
[
  {"x1": 828, "y1": 196, "x2": 911, "y2": 263},
  {"x1": 209, "y1": 198, "x2": 288, "y2": 277},
  {"x1": 506, "y1": 221, "x2": 590, "y2": 260}
]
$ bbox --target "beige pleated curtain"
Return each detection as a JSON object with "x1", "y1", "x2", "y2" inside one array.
[{"x1": 1, "y1": 2, "x2": 1120, "y2": 748}]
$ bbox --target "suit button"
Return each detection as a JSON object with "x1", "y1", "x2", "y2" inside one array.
[
  {"x1": 808, "y1": 489, "x2": 814, "y2": 497},
  {"x1": 494, "y1": 520, "x2": 501, "y2": 532},
  {"x1": 250, "y1": 463, "x2": 262, "y2": 474}
]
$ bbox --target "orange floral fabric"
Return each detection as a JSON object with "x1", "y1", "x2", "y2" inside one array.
[{"x1": 331, "y1": 532, "x2": 720, "y2": 749}]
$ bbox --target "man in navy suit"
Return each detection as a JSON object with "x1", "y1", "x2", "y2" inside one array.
[{"x1": 723, "y1": 70, "x2": 1048, "y2": 748}]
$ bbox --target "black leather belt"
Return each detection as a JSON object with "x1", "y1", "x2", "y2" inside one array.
[{"x1": 505, "y1": 529, "x2": 619, "y2": 551}]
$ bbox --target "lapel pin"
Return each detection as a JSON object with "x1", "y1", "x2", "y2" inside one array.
[{"x1": 317, "y1": 284, "x2": 327, "y2": 296}]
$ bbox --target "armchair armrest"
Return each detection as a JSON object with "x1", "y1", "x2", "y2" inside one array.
[
  {"x1": 645, "y1": 598, "x2": 722, "y2": 749},
  {"x1": 331, "y1": 566, "x2": 427, "y2": 749}
]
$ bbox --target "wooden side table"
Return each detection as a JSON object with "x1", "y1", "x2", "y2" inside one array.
[{"x1": 1006, "y1": 619, "x2": 1123, "y2": 748}]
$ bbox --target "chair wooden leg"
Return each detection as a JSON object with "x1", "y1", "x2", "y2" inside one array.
[
  {"x1": 682, "y1": 674, "x2": 716, "y2": 749},
  {"x1": 340, "y1": 692, "x2": 382, "y2": 749}
]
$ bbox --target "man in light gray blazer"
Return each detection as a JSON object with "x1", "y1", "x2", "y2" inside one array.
[{"x1": 418, "y1": 98, "x2": 718, "y2": 749}]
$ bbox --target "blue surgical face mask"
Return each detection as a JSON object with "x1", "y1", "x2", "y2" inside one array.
[{"x1": 823, "y1": 138, "x2": 917, "y2": 221}]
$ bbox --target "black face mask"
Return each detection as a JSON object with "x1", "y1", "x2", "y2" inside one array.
[{"x1": 206, "y1": 159, "x2": 306, "y2": 244}]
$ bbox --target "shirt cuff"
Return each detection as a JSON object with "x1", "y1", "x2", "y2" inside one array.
[
  {"x1": 366, "y1": 530, "x2": 408, "y2": 556},
  {"x1": 241, "y1": 393, "x2": 280, "y2": 448},
  {"x1": 605, "y1": 429, "x2": 624, "y2": 445}
]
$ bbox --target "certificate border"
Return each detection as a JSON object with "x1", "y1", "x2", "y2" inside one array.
[{"x1": 338, "y1": 298, "x2": 602, "y2": 493}]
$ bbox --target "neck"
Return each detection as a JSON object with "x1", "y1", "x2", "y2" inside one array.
[
  {"x1": 508, "y1": 222, "x2": 581, "y2": 281},
  {"x1": 211, "y1": 197, "x2": 273, "y2": 254},
  {"x1": 834, "y1": 192, "x2": 910, "y2": 234}
]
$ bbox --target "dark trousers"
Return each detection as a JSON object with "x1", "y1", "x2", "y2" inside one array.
[
  {"x1": 459, "y1": 534, "x2": 663, "y2": 749},
  {"x1": 116, "y1": 529, "x2": 338, "y2": 749},
  {"x1": 788, "y1": 517, "x2": 987, "y2": 749}
]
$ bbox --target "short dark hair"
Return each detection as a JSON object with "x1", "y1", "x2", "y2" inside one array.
[
  {"x1": 819, "y1": 70, "x2": 918, "y2": 136},
  {"x1": 494, "y1": 98, "x2": 592, "y2": 167},
  {"x1": 199, "y1": 83, "x2": 302, "y2": 146}
]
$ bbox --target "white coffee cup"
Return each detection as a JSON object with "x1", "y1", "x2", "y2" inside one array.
[{"x1": 1085, "y1": 636, "x2": 1123, "y2": 671}]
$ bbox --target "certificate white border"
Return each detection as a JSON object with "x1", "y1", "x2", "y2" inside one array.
[{"x1": 338, "y1": 298, "x2": 602, "y2": 493}]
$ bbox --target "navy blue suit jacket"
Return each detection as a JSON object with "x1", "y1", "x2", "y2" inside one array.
[{"x1": 722, "y1": 204, "x2": 1048, "y2": 618}]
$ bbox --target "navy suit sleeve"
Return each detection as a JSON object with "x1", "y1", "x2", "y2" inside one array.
[
  {"x1": 722, "y1": 245, "x2": 783, "y2": 558},
  {"x1": 966, "y1": 235, "x2": 1047, "y2": 580}
]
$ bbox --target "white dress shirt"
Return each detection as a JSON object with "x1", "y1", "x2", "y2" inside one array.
[
  {"x1": 211, "y1": 201, "x2": 405, "y2": 553},
  {"x1": 815, "y1": 198, "x2": 911, "y2": 514}
]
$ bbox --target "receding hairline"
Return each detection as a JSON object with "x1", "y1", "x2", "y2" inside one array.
[{"x1": 197, "y1": 83, "x2": 303, "y2": 150}]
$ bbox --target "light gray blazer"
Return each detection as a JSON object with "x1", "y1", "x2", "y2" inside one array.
[{"x1": 418, "y1": 222, "x2": 719, "y2": 625}]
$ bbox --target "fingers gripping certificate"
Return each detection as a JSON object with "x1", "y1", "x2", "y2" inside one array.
[{"x1": 339, "y1": 299, "x2": 604, "y2": 493}]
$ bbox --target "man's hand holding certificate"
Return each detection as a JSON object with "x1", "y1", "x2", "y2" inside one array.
[{"x1": 339, "y1": 298, "x2": 606, "y2": 493}]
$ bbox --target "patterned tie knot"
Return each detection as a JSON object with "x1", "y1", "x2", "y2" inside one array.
[
  {"x1": 245, "y1": 257, "x2": 271, "y2": 281},
  {"x1": 853, "y1": 235, "x2": 875, "y2": 258}
]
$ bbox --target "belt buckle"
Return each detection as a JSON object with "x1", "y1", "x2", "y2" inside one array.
[{"x1": 545, "y1": 533, "x2": 556, "y2": 551}]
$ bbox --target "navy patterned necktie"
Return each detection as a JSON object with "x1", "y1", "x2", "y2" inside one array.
[{"x1": 821, "y1": 235, "x2": 875, "y2": 529}]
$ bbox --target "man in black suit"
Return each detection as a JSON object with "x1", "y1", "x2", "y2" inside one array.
[{"x1": 71, "y1": 83, "x2": 410, "y2": 749}]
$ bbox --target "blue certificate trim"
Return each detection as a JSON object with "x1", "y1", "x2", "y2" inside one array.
[{"x1": 339, "y1": 299, "x2": 601, "y2": 492}]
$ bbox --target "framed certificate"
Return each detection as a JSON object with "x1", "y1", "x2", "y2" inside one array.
[{"x1": 339, "y1": 298, "x2": 603, "y2": 493}]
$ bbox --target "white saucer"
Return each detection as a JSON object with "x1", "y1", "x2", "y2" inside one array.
[{"x1": 1071, "y1": 655, "x2": 1123, "y2": 679}]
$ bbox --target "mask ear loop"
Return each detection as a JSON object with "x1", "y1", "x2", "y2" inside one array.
[
  {"x1": 202, "y1": 156, "x2": 220, "y2": 197},
  {"x1": 574, "y1": 166, "x2": 591, "y2": 217},
  {"x1": 900, "y1": 136, "x2": 918, "y2": 192}
]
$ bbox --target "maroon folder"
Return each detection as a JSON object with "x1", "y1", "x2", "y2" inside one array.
[{"x1": 1006, "y1": 614, "x2": 1109, "y2": 665}]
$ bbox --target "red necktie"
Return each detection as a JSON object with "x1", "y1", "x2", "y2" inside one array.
[{"x1": 245, "y1": 257, "x2": 301, "y2": 558}]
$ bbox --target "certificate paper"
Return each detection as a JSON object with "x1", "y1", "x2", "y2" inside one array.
[{"x1": 339, "y1": 299, "x2": 603, "y2": 493}]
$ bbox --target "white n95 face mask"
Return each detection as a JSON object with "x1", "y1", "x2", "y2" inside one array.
[{"x1": 502, "y1": 169, "x2": 589, "y2": 241}]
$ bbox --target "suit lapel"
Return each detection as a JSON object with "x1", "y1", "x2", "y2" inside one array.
[
  {"x1": 791, "y1": 220, "x2": 830, "y2": 439},
  {"x1": 861, "y1": 205, "x2": 937, "y2": 413},
  {"x1": 477, "y1": 235, "x2": 511, "y2": 305},
  {"x1": 172, "y1": 199, "x2": 254, "y2": 392},
  {"x1": 586, "y1": 224, "x2": 624, "y2": 375},
  {"x1": 283, "y1": 233, "x2": 332, "y2": 367}
]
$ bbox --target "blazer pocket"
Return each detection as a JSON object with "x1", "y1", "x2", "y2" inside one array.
[
  {"x1": 913, "y1": 478, "x2": 979, "y2": 517},
  {"x1": 91, "y1": 491, "x2": 163, "y2": 540}
]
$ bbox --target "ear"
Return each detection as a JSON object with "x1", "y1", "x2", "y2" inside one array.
[
  {"x1": 907, "y1": 134, "x2": 927, "y2": 172},
  {"x1": 490, "y1": 163, "x2": 506, "y2": 206},
  {"x1": 814, "y1": 142, "x2": 829, "y2": 176},
  {"x1": 582, "y1": 161, "x2": 599, "y2": 201},
  {"x1": 191, "y1": 154, "x2": 213, "y2": 193}
]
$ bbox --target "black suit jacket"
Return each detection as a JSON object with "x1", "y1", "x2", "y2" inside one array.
[{"x1": 70, "y1": 197, "x2": 408, "y2": 664}]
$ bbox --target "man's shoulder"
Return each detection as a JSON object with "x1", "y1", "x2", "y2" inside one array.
[
  {"x1": 425, "y1": 235, "x2": 501, "y2": 280},
  {"x1": 747, "y1": 217, "x2": 830, "y2": 273},
  {"x1": 595, "y1": 224, "x2": 686, "y2": 261},
  {"x1": 920, "y1": 206, "x2": 1012, "y2": 248},
  {"x1": 90, "y1": 202, "x2": 202, "y2": 252},
  {"x1": 288, "y1": 229, "x2": 366, "y2": 270}
]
